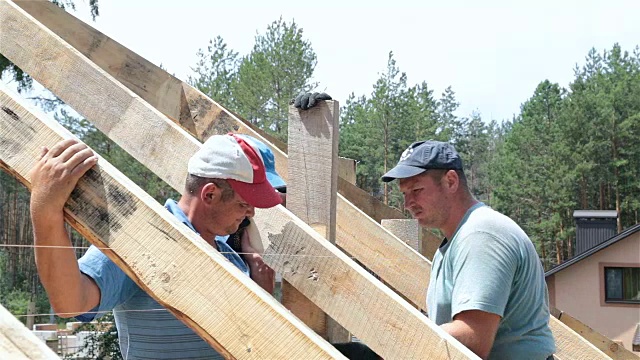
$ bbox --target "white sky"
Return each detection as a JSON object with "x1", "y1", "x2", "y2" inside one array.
[{"x1": 61, "y1": 0, "x2": 640, "y2": 122}]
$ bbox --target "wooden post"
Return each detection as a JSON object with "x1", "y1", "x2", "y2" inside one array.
[
  {"x1": 381, "y1": 219, "x2": 421, "y2": 252},
  {"x1": 338, "y1": 157, "x2": 357, "y2": 185},
  {"x1": 25, "y1": 301, "x2": 36, "y2": 331},
  {"x1": 0, "y1": 303, "x2": 60, "y2": 359},
  {"x1": 285, "y1": 100, "x2": 351, "y2": 343}
]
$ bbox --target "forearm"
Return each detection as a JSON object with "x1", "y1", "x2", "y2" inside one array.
[
  {"x1": 250, "y1": 270, "x2": 275, "y2": 294},
  {"x1": 441, "y1": 319, "x2": 495, "y2": 359},
  {"x1": 32, "y1": 210, "x2": 97, "y2": 317}
]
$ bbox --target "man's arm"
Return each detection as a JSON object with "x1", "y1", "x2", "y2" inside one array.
[
  {"x1": 240, "y1": 229, "x2": 275, "y2": 294},
  {"x1": 29, "y1": 139, "x2": 101, "y2": 317},
  {"x1": 441, "y1": 310, "x2": 501, "y2": 360}
]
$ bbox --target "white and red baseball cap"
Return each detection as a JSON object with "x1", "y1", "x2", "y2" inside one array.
[{"x1": 187, "y1": 133, "x2": 282, "y2": 208}]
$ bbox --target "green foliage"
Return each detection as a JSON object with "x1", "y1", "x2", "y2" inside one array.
[
  {"x1": 64, "y1": 313, "x2": 122, "y2": 360},
  {"x1": 190, "y1": 17, "x2": 317, "y2": 141},
  {"x1": 339, "y1": 52, "x2": 498, "y2": 211},
  {"x1": 489, "y1": 44, "x2": 640, "y2": 269}
]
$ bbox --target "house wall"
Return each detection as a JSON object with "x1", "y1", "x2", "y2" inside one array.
[{"x1": 547, "y1": 231, "x2": 640, "y2": 353}]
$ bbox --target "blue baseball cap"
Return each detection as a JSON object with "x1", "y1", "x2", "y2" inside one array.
[
  {"x1": 382, "y1": 140, "x2": 463, "y2": 182},
  {"x1": 236, "y1": 134, "x2": 287, "y2": 190}
]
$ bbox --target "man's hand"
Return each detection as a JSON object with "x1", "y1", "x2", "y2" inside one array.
[
  {"x1": 291, "y1": 92, "x2": 332, "y2": 110},
  {"x1": 240, "y1": 228, "x2": 275, "y2": 294},
  {"x1": 29, "y1": 139, "x2": 98, "y2": 215},
  {"x1": 29, "y1": 139, "x2": 101, "y2": 317}
]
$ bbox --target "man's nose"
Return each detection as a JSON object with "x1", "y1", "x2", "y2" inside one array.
[{"x1": 403, "y1": 194, "x2": 413, "y2": 209}]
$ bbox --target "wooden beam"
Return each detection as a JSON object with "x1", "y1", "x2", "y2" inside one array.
[
  {"x1": 381, "y1": 219, "x2": 421, "y2": 252},
  {"x1": 551, "y1": 308, "x2": 636, "y2": 360},
  {"x1": 11, "y1": 0, "x2": 435, "y2": 307},
  {"x1": 0, "y1": 304, "x2": 60, "y2": 359},
  {"x1": 0, "y1": 5, "x2": 477, "y2": 358},
  {"x1": 550, "y1": 316, "x2": 612, "y2": 360},
  {"x1": 0, "y1": 83, "x2": 343, "y2": 360},
  {"x1": 338, "y1": 157, "x2": 357, "y2": 185},
  {"x1": 287, "y1": 101, "x2": 350, "y2": 343}
]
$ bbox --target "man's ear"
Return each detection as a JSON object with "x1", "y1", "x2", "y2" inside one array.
[
  {"x1": 443, "y1": 170, "x2": 459, "y2": 193},
  {"x1": 200, "y1": 182, "x2": 219, "y2": 204}
]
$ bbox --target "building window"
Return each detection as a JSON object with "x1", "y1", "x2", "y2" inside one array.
[{"x1": 604, "y1": 267, "x2": 640, "y2": 303}]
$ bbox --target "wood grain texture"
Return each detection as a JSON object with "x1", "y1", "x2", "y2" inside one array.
[
  {"x1": 381, "y1": 219, "x2": 421, "y2": 251},
  {"x1": 0, "y1": 83, "x2": 344, "y2": 360},
  {"x1": 338, "y1": 157, "x2": 357, "y2": 185},
  {"x1": 287, "y1": 101, "x2": 350, "y2": 343},
  {"x1": 552, "y1": 308, "x2": 636, "y2": 360},
  {"x1": 0, "y1": 304, "x2": 59, "y2": 360},
  {"x1": 0, "y1": 5, "x2": 477, "y2": 358},
  {"x1": 550, "y1": 315, "x2": 612, "y2": 359},
  {"x1": 12, "y1": 0, "x2": 436, "y2": 308}
]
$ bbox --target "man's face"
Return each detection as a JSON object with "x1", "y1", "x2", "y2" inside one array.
[
  {"x1": 398, "y1": 171, "x2": 450, "y2": 229},
  {"x1": 207, "y1": 191, "x2": 255, "y2": 236}
]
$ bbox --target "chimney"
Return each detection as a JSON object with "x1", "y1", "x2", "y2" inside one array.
[{"x1": 573, "y1": 210, "x2": 617, "y2": 256}]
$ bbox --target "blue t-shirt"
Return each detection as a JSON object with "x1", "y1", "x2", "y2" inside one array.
[
  {"x1": 427, "y1": 203, "x2": 555, "y2": 360},
  {"x1": 77, "y1": 199, "x2": 249, "y2": 359}
]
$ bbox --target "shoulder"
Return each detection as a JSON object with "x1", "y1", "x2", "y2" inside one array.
[
  {"x1": 458, "y1": 206, "x2": 528, "y2": 245},
  {"x1": 450, "y1": 207, "x2": 530, "y2": 266}
]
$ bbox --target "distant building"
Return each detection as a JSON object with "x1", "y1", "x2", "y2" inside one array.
[{"x1": 546, "y1": 210, "x2": 640, "y2": 354}]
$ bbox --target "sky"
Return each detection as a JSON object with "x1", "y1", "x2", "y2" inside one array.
[{"x1": 47, "y1": 0, "x2": 640, "y2": 122}]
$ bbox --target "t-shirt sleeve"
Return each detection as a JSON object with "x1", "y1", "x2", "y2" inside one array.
[
  {"x1": 75, "y1": 245, "x2": 138, "y2": 322},
  {"x1": 449, "y1": 231, "x2": 518, "y2": 318}
]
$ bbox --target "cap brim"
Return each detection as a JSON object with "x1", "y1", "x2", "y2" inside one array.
[
  {"x1": 381, "y1": 165, "x2": 426, "y2": 182},
  {"x1": 227, "y1": 179, "x2": 282, "y2": 208},
  {"x1": 266, "y1": 171, "x2": 287, "y2": 189}
]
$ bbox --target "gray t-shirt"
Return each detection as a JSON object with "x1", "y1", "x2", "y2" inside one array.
[{"x1": 427, "y1": 203, "x2": 555, "y2": 359}]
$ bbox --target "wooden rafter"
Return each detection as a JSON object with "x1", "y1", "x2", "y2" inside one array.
[{"x1": 0, "y1": 304, "x2": 59, "y2": 359}]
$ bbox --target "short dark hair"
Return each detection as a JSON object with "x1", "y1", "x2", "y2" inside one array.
[{"x1": 185, "y1": 174, "x2": 235, "y2": 202}]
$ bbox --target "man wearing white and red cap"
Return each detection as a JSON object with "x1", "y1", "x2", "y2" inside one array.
[{"x1": 29, "y1": 132, "x2": 286, "y2": 359}]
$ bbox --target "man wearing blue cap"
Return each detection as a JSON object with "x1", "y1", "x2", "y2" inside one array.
[{"x1": 382, "y1": 140, "x2": 555, "y2": 360}]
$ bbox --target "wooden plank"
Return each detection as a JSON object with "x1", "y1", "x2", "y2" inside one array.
[
  {"x1": 0, "y1": 5, "x2": 477, "y2": 358},
  {"x1": 11, "y1": 0, "x2": 435, "y2": 307},
  {"x1": 338, "y1": 157, "x2": 357, "y2": 185},
  {"x1": 550, "y1": 315, "x2": 612, "y2": 359},
  {"x1": 0, "y1": 304, "x2": 60, "y2": 359},
  {"x1": 551, "y1": 308, "x2": 637, "y2": 360},
  {"x1": 381, "y1": 219, "x2": 421, "y2": 251},
  {"x1": 287, "y1": 101, "x2": 350, "y2": 343},
  {"x1": 0, "y1": 83, "x2": 343, "y2": 360}
]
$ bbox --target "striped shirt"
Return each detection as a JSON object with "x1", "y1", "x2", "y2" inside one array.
[{"x1": 77, "y1": 199, "x2": 249, "y2": 359}]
